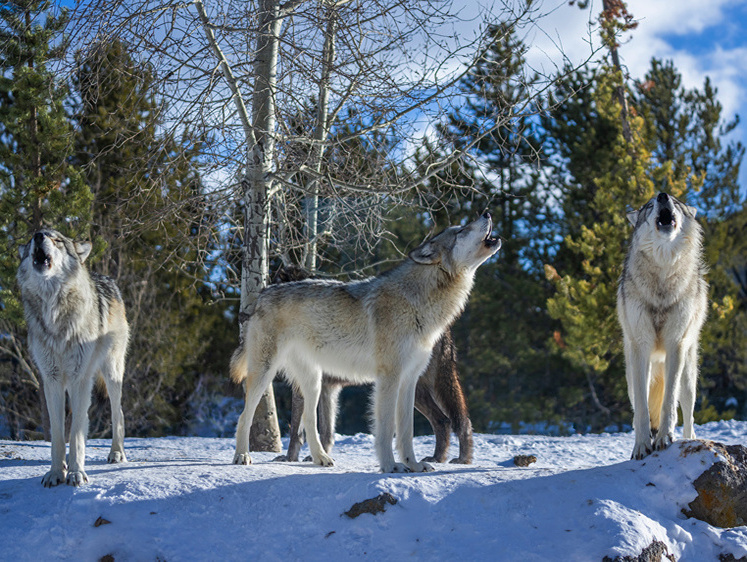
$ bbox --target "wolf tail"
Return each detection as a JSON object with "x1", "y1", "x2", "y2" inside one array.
[{"x1": 230, "y1": 344, "x2": 249, "y2": 384}]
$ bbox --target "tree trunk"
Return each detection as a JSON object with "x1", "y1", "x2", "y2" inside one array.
[
  {"x1": 195, "y1": 0, "x2": 284, "y2": 452},
  {"x1": 238, "y1": 0, "x2": 287, "y2": 452}
]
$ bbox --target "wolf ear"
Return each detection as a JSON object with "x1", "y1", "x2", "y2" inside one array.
[
  {"x1": 75, "y1": 241, "x2": 92, "y2": 263},
  {"x1": 626, "y1": 209, "x2": 639, "y2": 226},
  {"x1": 409, "y1": 241, "x2": 441, "y2": 265},
  {"x1": 686, "y1": 205, "x2": 697, "y2": 218}
]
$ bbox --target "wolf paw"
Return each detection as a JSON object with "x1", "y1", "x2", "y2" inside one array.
[
  {"x1": 449, "y1": 456, "x2": 472, "y2": 465},
  {"x1": 273, "y1": 454, "x2": 291, "y2": 462},
  {"x1": 66, "y1": 471, "x2": 89, "y2": 487},
  {"x1": 107, "y1": 450, "x2": 127, "y2": 464},
  {"x1": 382, "y1": 462, "x2": 411, "y2": 473},
  {"x1": 233, "y1": 452, "x2": 252, "y2": 465},
  {"x1": 631, "y1": 441, "x2": 653, "y2": 460},
  {"x1": 410, "y1": 461, "x2": 434, "y2": 473},
  {"x1": 653, "y1": 432, "x2": 674, "y2": 451},
  {"x1": 421, "y1": 455, "x2": 446, "y2": 464},
  {"x1": 313, "y1": 453, "x2": 335, "y2": 467},
  {"x1": 41, "y1": 469, "x2": 67, "y2": 488}
]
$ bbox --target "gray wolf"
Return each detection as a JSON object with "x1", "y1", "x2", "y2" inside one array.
[
  {"x1": 278, "y1": 329, "x2": 473, "y2": 465},
  {"x1": 231, "y1": 213, "x2": 499, "y2": 472},
  {"x1": 617, "y1": 192, "x2": 707, "y2": 460},
  {"x1": 17, "y1": 229, "x2": 129, "y2": 486}
]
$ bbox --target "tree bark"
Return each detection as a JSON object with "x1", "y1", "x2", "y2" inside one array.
[{"x1": 195, "y1": 0, "x2": 283, "y2": 451}]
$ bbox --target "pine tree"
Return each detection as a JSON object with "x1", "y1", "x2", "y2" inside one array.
[
  {"x1": 410, "y1": 23, "x2": 569, "y2": 431},
  {"x1": 0, "y1": 0, "x2": 93, "y2": 437}
]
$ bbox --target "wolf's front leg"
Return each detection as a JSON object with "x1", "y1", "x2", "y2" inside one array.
[
  {"x1": 396, "y1": 376, "x2": 433, "y2": 473},
  {"x1": 375, "y1": 377, "x2": 408, "y2": 473},
  {"x1": 628, "y1": 345, "x2": 654, "y2": 460},
  {"x1": 41, "y1": 377, "x2": 67, "y2": 487},
  {"x1": 654, "y1": 344, "x2": 685, "y2": 452},
  {"x1": 66, "y1": 377, "x2": 94, "y2": 486}
]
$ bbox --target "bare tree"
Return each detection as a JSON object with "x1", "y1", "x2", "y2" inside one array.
[{"x1": 64, "y1": 0, "x2": 580, "y2": 445}]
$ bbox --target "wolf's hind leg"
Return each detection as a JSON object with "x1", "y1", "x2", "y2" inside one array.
[
  {"x1": 101, "y1": 354, "x2": 127, "y2": 464},
  {"x1": 294, "y1": 367, "x2": 334, "y2": 467},
  {"x1": 233, "y1": 368, "x2": 275, "y2": 465}
]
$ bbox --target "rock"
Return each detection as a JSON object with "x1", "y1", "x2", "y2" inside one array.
[
  {"x1": 685, "y1": 442, "x2": 747, "y2": 528},
  {"x1": 343, "y1": 493, "x2": 397, "y2": 518},
  {"x1": 513, "y1": 454, "x2": 537, "y2": 467},
  {"x1": 93, "y1": 516, "x2": 112, "y2": 528},
  {"x1": 602, "y1": 539, "x2": 675, "y2": 562}
]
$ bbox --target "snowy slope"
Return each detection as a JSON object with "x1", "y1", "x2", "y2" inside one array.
[{"x1": 1, "y1": 421, "x2": 746, "y2": 561}]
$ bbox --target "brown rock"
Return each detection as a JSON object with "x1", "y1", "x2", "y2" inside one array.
[
  {"x1": 602, "y1": 540, "x2": 675, "y2": 562},
  {"x1": 514, "y1": 454, "x2": 537, "y2": 467},
  {"x1": 343, "y1": 493, "x2": 398, "y2": 518},
  {"x1": 685, "y1": 442, "x2": 747, "y2": 528}
]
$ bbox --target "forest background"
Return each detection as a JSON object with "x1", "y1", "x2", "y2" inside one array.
[{"x1": 1, "y1": 0, "x2": 745, "y2": 444}]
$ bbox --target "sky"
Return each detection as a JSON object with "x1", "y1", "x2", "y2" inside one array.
[{"x1": 524, "y1": 0, "x2": 747, "y2": 180}]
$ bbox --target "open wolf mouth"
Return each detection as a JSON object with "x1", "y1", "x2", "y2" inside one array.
[
  {"x1": 656, "y1": 207, "x2": 676, "y2": 231},
  {"x1": 482, "y1": 215, "x2": 501, "y2": 250},
  {"x1": 33, "y1": 244, "x2": 52, "y2": 270}
]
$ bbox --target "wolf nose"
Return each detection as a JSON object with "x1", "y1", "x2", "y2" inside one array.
[
  {"x1": 33, "y1": 232, "x2": 45, "y2": 245},
  {"x1": 482, "y1": 211, "x2": 491, "y2": 220},
  {"x1": 657, "y1": 192, "x2": 669, "y2": 204}
]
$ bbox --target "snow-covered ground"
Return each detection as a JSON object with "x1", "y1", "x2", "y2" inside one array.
[{"x1": 2, "y1": 421, "x2": 746, "y2": 561}]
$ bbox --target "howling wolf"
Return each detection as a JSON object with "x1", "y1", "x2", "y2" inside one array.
[
  {"x1": 17, "y1": 229, "x2": 129, "y2": 486},
  {"x1": 231, "y1": 213, "x2": 499, "y2": 472},
  {"x1": 617, "y1": 193, "x2": 707, "y2": 460}
]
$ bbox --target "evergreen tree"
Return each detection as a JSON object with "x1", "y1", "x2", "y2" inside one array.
[
  {"x1": 412, "y1": 23, "x2": 569, "y2": 431},
  {"x1": 0, "y1": 0, "x2": 93, "y2": 437}
]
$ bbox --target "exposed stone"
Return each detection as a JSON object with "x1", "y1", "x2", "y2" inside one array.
[
  {"x1": 343, "y1": 493, "x2": 398, "y2": 518},
  {"x1": 602, "y1": 540, "x2": 676, "y2": 562},
  {"x1": 685, "y1": 443, "x2": 747, "y2": 528},
  {"x1": 513, "y1": 454, "x2": 537, "y2": 467}
]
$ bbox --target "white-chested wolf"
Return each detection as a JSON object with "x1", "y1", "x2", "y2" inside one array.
[
  {"x1": 617, "y1": 192, "x2": 708, "y2": 460},
  {"x1": 17, "y1": 229, "x2": 129, "y2": 486},
  {"x1": 231, "y1": 213, "x2": 500, "y2": 473}
]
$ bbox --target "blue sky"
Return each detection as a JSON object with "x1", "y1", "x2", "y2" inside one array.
[{"x1": 522, "y1": 0, "x2": 747, "y2": 185}]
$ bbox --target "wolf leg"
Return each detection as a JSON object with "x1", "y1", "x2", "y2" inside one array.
[
  {"x1": 233, "y1": 369, "x2": 274, "y2": 465},
  {"x1": 375, "y1": 375, "x2": 407, "y2": 473},
  {"x1": 66, "y1": 375, "x2": 95, "y2": 486},
  {"x1": 318, "y1": 380, "x2": 342, "y2": 454},
  {"x1": 41, "y1": 377, "x2": 67, "y2": 487},
  {"x1": 628, "y1": 344, "x2": 654, "y2": 460},
  {"x1": 102, "y1": 355, "x2": 127, "y2": 464},
  {"x1": 275, "y1": 389, "x2": 305, "y2": 462},
  {"x1": 679, "y1": 345, "x2": 698, "y2": 440},
  {"x1": 414, "y1": 383, "x2": 450, "y2": 464},
  {"x1": 296, "y1": 369, "x2": 334, "y2": 467},
  {"x1": 647, "y1": 361, "x2": 665, "y2": 436},
  {"x1": 654, "y1": 344, "x2": 685, "y2": 451},
  {"x1": 396, "y1": 375, "x2": 434, "y2": 473}
]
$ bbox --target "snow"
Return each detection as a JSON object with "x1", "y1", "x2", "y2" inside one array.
[{"x1": 2, "y1": 421, "x2": 746, "y2": 561}]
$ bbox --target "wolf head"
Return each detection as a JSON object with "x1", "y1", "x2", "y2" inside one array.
[
  {"x1": 17, "y1": 229, "x2": 92, "y2": 294},
  {"x1": 409, "y1": 212, "x2": 501, "y2": 273},
  {"x1": 626, "y1": 192, "x2": 699, "y2": 263}
]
